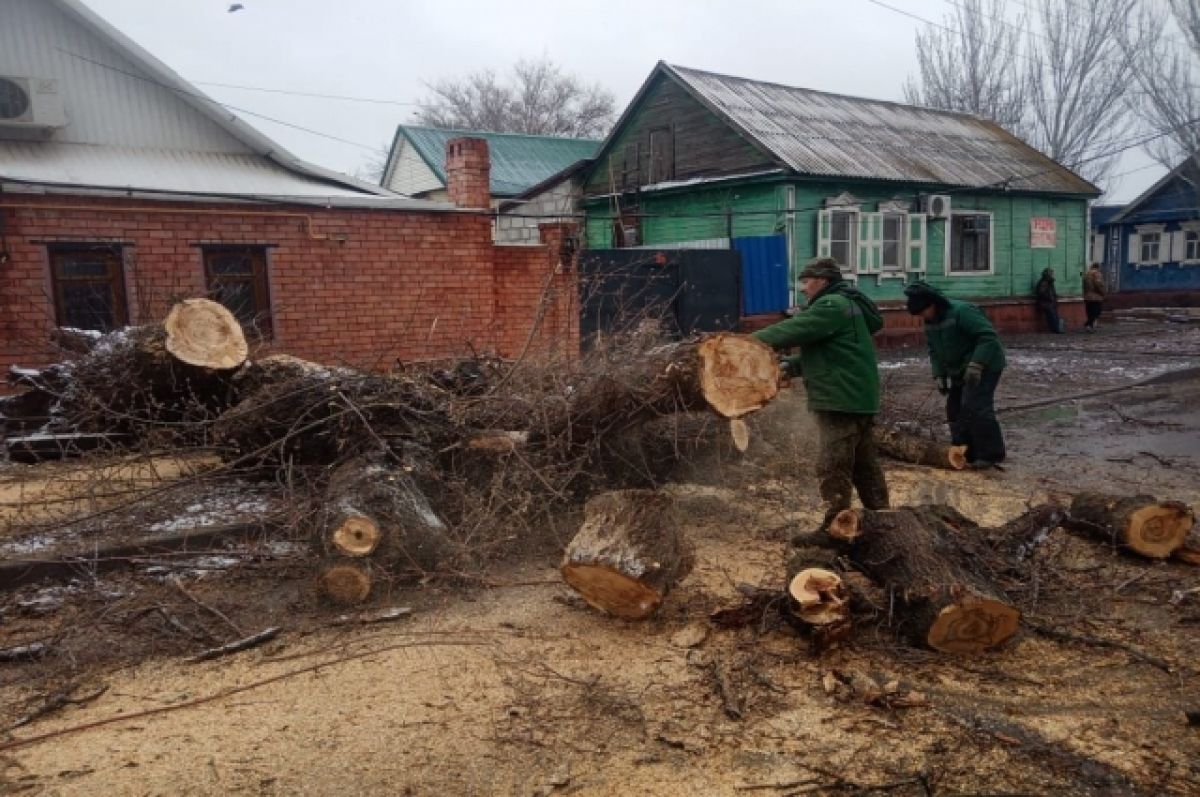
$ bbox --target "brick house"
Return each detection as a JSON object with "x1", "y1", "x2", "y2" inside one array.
[{"x1": 0, "y1": 0, "x2": 576, "y2": 377}]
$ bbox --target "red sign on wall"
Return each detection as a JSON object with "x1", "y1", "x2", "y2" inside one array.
[{"x1": 1030, "y1": 217, "x2": 1057, "y2": 249}]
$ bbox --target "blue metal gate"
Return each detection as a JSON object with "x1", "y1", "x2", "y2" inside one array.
[{"x1": 733, "y1": 235, "x2": 789, "y2": 314}]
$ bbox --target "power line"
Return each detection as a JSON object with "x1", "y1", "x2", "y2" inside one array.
[
  {"x1": 56, "y1": 48, "x2": 381, "y2": 152},
  {"x1": 193, "y1": 80, "x2": 422, "y2": 107}
]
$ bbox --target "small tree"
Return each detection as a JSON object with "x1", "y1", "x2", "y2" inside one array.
[{"x1": 415, "y1": 57, "x2": 616, "y2": 138}]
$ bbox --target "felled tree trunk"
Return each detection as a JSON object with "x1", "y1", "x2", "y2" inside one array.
[
  {"x1": 829, "y1": 507, "x2": 1020, "y2": 654},
  {"x1": 533, "y1": 333, "x2": 778, "y2": 447},
  {"x1": 561, "y1": 490, "x2": 695, "y2": 619},
  {"x1": 58, "y1": 299, "x2": 249, "y2": 440},
  {"x1": 874, "y1": 426, "x2": 967, "y2": 470},
  {"x1": 314, "y1": 455, "x2": 456, "y2": 605},
  {"x1": 1066, "y1": 493, "x2": 1194, "y2": 559}
]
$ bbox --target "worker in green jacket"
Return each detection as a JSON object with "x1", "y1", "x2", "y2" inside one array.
[
  {"x1": 903, "y1": 281, "x2": 1007, "y2": 468},
  {"x1": 753, "y1": 257, "x2": 890, "y2": 529}
]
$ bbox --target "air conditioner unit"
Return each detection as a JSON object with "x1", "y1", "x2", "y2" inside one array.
[
  {"x1": 0, "y1": 76, "x2": 67, "y2": 139},
  {"x1": 920, "y1": 194, "x2": 951, "y2": 219}
]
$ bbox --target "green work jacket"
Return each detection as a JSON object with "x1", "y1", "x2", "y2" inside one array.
[
  {"x1": 924, "y1": 299, "x2": 1007, "y2": 379},
  {"x1": 752, "y1": 283, "x2": 883, "y2": 415}
]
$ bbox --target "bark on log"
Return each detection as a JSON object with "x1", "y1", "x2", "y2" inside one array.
[
  {"x1": 1175, "y1": 528, "x2": 1200, "y2": 566},
  {"x1": 560, "y1": 490, "x2": 695, "y2": 619},
  {"x1": 533, "y1": 333, "x2": 778, "y2": 447},
  {"x1": 314, "y1": 455, "x2": 456, "y2": 595},
  {"x1": 830, "y1": 507, "x2": 1020, "y2": 654},
  {"x1": 1066, "y1": 493, "x2": 1194, "y2": 559},
  {"x1": 874, "y1": 426, "x2": 967, "y2": 470}
]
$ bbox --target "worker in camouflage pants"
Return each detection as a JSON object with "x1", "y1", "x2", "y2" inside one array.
[{"x1": 753, "y1": 258, "x2": 890, "y2": 533}]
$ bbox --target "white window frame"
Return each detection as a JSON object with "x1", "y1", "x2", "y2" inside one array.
[
  {"x1": 1181, "y1": 222, "x2": 1200, "y2": 264},
  {"x1": 1133, "y1": 223, "x2": 1166, "y2": 267},
  {"x1": 829, "y1": 208, "x2": 857, "y2": 272},
  {"x1": 880, "y1": 212, "x2": 906, "y2": 272},
  {"x1": 946, "y1": 210, "x2": 995, "y2": 276}
]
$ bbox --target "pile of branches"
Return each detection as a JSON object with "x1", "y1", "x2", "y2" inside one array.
[{"x1": 2, "y1": 300, "x2": 767, "y2": 603}]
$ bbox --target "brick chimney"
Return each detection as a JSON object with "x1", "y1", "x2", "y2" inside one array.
[{"x1": 445, "y1": 137, "x2": 491, "y2": 209}]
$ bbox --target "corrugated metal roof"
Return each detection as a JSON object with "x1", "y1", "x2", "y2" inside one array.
[
  {"x1": 0, "y1": 141, "x2": 451, "y2": 207},
  {"x1": 666, "y1": 64, "x2": 1099, "y2": 196},
  {"x1": 397, "y1": 126, "x2": 601, "y2": 197}
]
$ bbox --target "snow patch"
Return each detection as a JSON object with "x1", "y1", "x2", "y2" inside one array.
[{"x1": 148, "y1": 493, "x2": 273, "y2": 532}]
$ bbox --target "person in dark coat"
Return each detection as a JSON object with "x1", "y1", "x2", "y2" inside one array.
[
  {"x1": 1082, "y1": 264, "x2": 1106, "y2": 331},
  {"x1": 753, "y1": 257, "x2": 890, "y2": 529},
  {"x1": 903, "y1": 281, "x2": 1007, "y2": 469},
  {"x1": 1035, "y1": 268, "x2": 1063, "y2": 333}
]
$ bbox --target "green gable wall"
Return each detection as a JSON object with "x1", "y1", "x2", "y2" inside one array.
[{"x1": 583, "y1": 73, "x2": 775, "y2": 197}]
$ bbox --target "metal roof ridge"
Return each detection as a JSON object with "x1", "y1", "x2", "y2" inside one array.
[
  {"x1": 397, "y1": 124, "x2": 603, "y2": 143},
  {"x1": 665, "y1": 62, "x2": 990, "y2": 123}
]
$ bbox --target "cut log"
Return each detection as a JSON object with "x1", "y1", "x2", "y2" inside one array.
[
  {"x1": 874, "y1": 426, "x2": 967, "y2": 470},
  {"x1": 560, "y1": 489, "x2": 694, "y2": 619},
  {"x1": 55, "y1": 298, "x2": 249, "y2": 440},
  {"x1": 315, "y1": 456, "x2": 455, "y2": 577},
  {"x1": 787, "y1": 568, "x2": 850, "y2": 626},
  {"x1": 317, "y1": 560, "x2": 372, "y2": 606},
  {"x1": 1066, "y1": 492, "x2": 1194, "y2": 559},
  {"x1": 163, "y1": 298, "x2": 249, "y2": 370},
  {"x1": 831, "y1": 507, "x2": 1020, "y2": 654},
  {"x1": 696, "y1": 333, "x2": 779, "y2": 418},
  {"x1": 532, "y1": 333, "x2": 778, "y2": 449}
]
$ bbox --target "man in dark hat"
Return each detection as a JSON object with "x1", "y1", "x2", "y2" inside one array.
[
  {"x1": 753, "y1": 257, "x2": 889, "y2": 531},
  {"x1": 903, "y1": 281, "x2": 1007, "y2": 469},
  {"x1": 1035, "y1": 268, "x2": 1063, "y2": 333}
]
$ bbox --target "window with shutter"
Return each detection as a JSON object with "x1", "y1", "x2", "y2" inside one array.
[
  {"x1": 881, "y1": 212, "x2": 904, "y2": 271},
  {"x1": 1186, "y1": 231, "x2": 1200, "y2": 262},
  {"x1": 828, "y1": 209, "x2": 856, "y2": 272},
  {"x1": 857, "y1": 212, "x2": 883, "y2": 273}
]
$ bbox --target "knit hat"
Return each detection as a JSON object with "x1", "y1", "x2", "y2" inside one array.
[
  {"x1": 798, "y1": 257, "x2": 843, "y2": 282},
  {"x1": 903, "y1": 280, "x2": 941, "y2": 315}
]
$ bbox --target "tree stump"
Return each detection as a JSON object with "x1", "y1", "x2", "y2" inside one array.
[
  {"x1": 874, "y1": 426, "x2": 967, "y2": 470},
  {"x1": 1067, "y1": 493, "x2": 1194, "y2": 559},
  {"x1": 560, "y1": 490, "x2": 695, "y2": 619},
  {"x1": 830, "y1": 507, "x2": 1020, "y2": 653}
]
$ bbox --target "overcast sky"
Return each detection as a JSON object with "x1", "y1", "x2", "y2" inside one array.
[{"x1": 84, "y1": 0, "x2": 1163, "y2": 203}]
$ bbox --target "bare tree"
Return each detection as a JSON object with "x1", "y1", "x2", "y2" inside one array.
[
  {"x1": 1169, "y1": 0, "x2": 1200, "y2": 55},
  {"x1": 902, "y1": 0, "x2": 1028, "y2": 134},
  {"x1": 1124, "y1": 1, "x2": 1200, "y2": 169},
  {"x1": 904, "y1": 0, "x2": 1140, "y2": 186},
  {"x1": 352, "y1": 141, "x2": 391, "y2": 185},
  {"x1": 1022, "y1": 0, "x2": 1140, "y2": 184},
  {"x1": 416, "y1": 57, "x2": 616, "y2": 138}
]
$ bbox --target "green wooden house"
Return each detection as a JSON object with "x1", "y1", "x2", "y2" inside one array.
[{"x1": 581, "y1": 63, "x2": 1100, "y2": 323}]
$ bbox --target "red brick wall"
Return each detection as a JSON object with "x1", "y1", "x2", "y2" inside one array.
[
  {"x1": 493, "y1": 223, "x2": 579, "y2": 360},
  {"x1": 0, "y1": 194, "x2": 575, "y2": 374}
]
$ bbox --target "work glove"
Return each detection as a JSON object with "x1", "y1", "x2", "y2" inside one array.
[
  {"x1": 964, "y1": 362, "x2": 984, "y2": 388},
  {"x1": 934, "y1": 376, "x2": 951, "y2": 396}
]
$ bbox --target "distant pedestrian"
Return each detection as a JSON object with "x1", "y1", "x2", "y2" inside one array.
[
  {"x1": 1035, "y1": 268, "x2": 1063, "y2": 333},
  {"x1": 903, "y1": 281, "x2": 1007, "y2": 469},
  {"x1": 1082, "y1": 263, "x2": 1106, "y2": 332}
]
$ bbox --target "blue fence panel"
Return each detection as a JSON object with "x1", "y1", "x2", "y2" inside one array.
[{"x1": 733, "y1": 235, "x2": 789, "y2": 314}]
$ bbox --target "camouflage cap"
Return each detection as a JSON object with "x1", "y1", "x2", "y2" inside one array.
[{"x1": 798, "y1": 257, "x2": 844, "y2": 281}]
